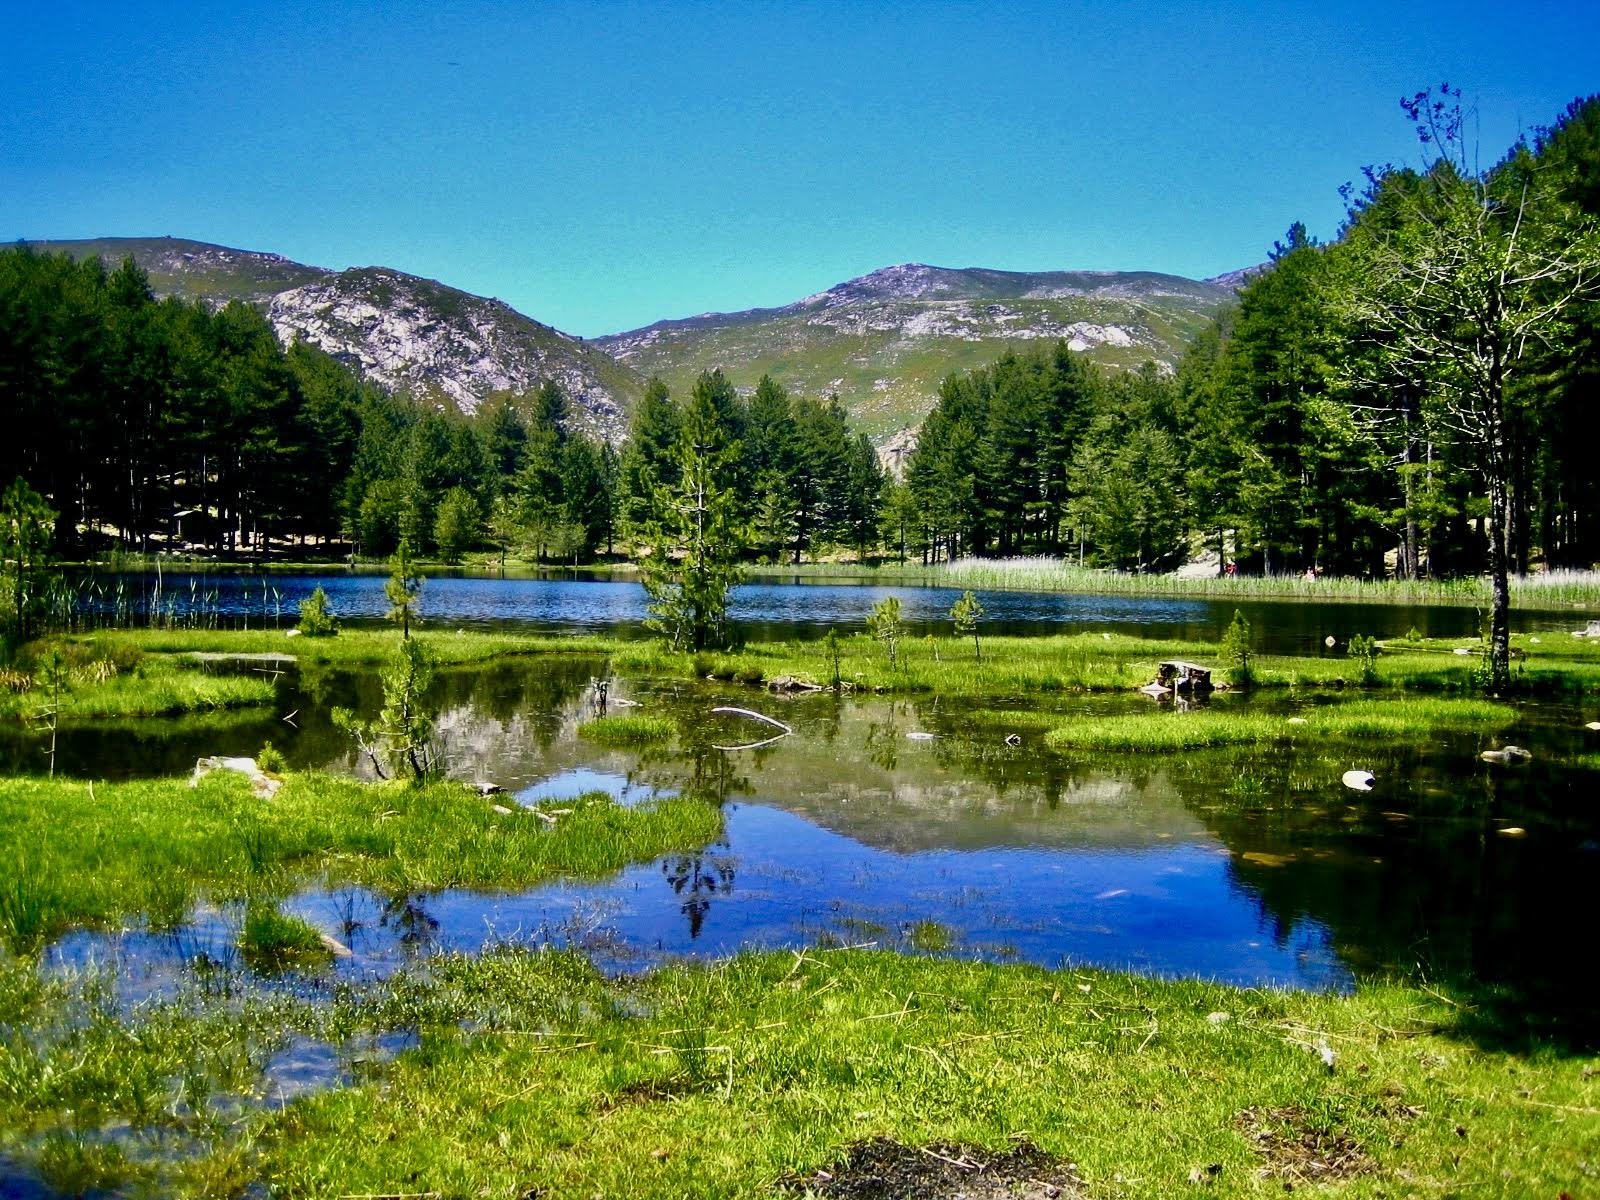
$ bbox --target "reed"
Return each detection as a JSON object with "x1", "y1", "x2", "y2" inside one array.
[{"x1": 743, "y1": 556, "x2": 1600, "y2": 609}]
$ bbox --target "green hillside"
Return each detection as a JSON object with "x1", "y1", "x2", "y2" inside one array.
[{"x1": 596, "y1": 263, "x2": 1237, "y2": 439}]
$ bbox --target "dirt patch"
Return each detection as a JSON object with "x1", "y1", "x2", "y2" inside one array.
[
  {"x1": 595, "y1": 1074, "x2": 711, "y2": 1112},
  {"x1": 1235, "y1": 1106, "x2": 1373, "y2": 1184},
  {"x1": 780, "y1": 1137, "x2": 1085, "y2": 1199}
]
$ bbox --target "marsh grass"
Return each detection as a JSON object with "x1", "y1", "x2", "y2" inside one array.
[
  {"x1": 1041, "y1": 696, "x2": 1516, "y2": 752},
  {"x1": 235, "y1": 950, "x2": 1600, "y2": 1198},
  {"x1": 577, "y1": 714, "x2": 676, "y2": 746},
  {"x1": 60, "y1": 625, "x2": 1600, "y2": 702},
  {"x1": 239, "y1": 901, "x2": 330, "y2": 972},
  {"x1": 616, "y1": 627, "x2": 1600, "y2": 697},
  {"x1": 748, "y1": 556, "x2": 1600, "y2": 608},
  {"x1": 85, "y1": 626, "x2": 621, "y2": 666},
  {"x1": 0, "y1": 642, "x2": 274, "y2": 721},
  {"x1": 0, "y1": 772, "x2": 723, "y2": 950},
  {"x1": 1, "y1": 942, "x2": 1593, "y2": 1197}
]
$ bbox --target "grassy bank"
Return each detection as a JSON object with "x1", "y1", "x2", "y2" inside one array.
[
  {"x1": 1, "y1": 947, "x2": 1592, "y2": 1198},
  {"x1": 0, "y1": 640, "x2": 275, "y2": 720},
  {"x1": 48, "y1": 623, "x2": 1600, "y2": 701},
  {"x1": 0, "y1": 771, "x2": 723, "y2": 950},
  {"x1": 1039, "y1": 696, "x2": 1518, "y2": 752},
  {"x1": 612, "y1": 628, "x2": 1600, "y2": 696},
  {"x1": 72, "y1": 626, "x2": 622, "y2": 666}
]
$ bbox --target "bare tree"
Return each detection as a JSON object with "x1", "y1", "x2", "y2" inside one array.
[{"x1": 1336, "y1": 86, "x2": 1600, "y2": 690}]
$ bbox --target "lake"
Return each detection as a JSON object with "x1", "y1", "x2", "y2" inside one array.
[{"x1": 64, "y1": 567, "x2": 1586, "y2": 653}]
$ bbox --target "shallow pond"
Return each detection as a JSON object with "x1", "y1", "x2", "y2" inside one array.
[{"x1": 31, "y1": 657, "x2": 1600, "y2": 1014}]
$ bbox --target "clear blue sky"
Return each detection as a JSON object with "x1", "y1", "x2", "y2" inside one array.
[{"x1": 3, "y1": 1, "x2": 1597, "y2": 337}]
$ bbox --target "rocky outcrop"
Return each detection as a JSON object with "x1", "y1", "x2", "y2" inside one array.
[
  {"x1": 31, "y1": 237, "x2": 642, "y2": 443},
  {"x1": 266, "y1": 268, "x2": 638, "y2": 440}
]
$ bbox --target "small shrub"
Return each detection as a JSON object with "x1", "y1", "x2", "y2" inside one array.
[
  {"x1": 1220, "y1": 609, "x2": 1253, "y2": 687},
  {"x1": 868, "y1": 596, "x2": 903, "y2": 670},
  {"x1": 823, "y1": 627, "x2": 843, "y2": 690},
  {"x1": 1347, "y1": 634, "x2": 1380, "y2": 685},
  {"x1": 256, "y1": 741, "x2": 288, "y2": 775},
  {"x1": 297, "y1": 586, "x2": 340, "y2": 637},
  {"x1": 950, "y1": 589, "x2": 984, "y2": 661}
]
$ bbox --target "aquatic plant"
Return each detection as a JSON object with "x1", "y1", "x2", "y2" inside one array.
[
  {"x1": 240, "y1": 901, "x2": 330, "y2": 972},
  {"x1": 578, "y1": 714, "x2": 675, "y2": 746}
]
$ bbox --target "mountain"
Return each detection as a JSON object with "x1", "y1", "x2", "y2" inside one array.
[
  {"x1": 595, "y1": 263, "x2": 1239, "y2": 439},
  {"x1": 26, "y1": 237, "x2": 642, "y2": 441}
]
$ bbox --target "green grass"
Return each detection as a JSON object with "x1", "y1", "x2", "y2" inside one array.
[
  {"x1": 4, "y1": 947, "x2": 1585, "y2": 1198},
  {"x1": 0, "y1": 643, "x2": 274, "y2": 720},
  {"x1": 0, "y1": 771, "x2": 723, "y2": 950},
  {"x1": 578, "y1": 713, "x2": 676, "y2": 745},
  {"x1": 745, "y1": 556, "x2": 1600, "y2": 609},
  {"x1": 64, "y1": 624, "x2": 1600, "y2": 703},
  {"x1": 73, "y1": 626, "x2": 623, "y2": 667},
  {"x1": 613, "y1": 628, "x2": 1600, "y2": 696},
  {"x1": 239, "y1": 901, "x2": 332, "y2": 972},
  {"x1": 1041, "y1": 696, "x2": 1517, "y2": 752}
]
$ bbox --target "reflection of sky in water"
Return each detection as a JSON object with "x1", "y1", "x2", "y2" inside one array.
[
  {"x1": 46, "y1": 790, "x2": 1349, "y2": 1005},
  {"x1": 516, "y1": 767, "x2": 665, "y2": 806},
  {"x1": 379, "y1": 802, "x2": 1350, "y2": 991}
]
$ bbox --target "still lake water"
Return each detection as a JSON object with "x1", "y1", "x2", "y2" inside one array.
[{"x1": 69, "y1": 567, "x2": 1585, "y2": 652}]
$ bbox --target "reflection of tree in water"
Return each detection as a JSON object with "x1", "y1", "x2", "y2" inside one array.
[
  {"x1": 1178, "y1": 738, "x2": 1600, "y2": 1044},
  {"x1": 379, "y1": 893, "x2": 439, "y2": 952},
  {"x1": 863, "y1": 701, "x2": 907, "y2": 771},
  {"x1": 662, "y1": 847, "x2": 737, "y2": 938}
]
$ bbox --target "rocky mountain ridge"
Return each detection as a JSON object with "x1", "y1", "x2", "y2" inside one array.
[
  {"x1": 596, "y1": 262, "x2": 1238, "y2": 438},
  {"x1": 28, "y1": 240, "x2": 1246, "y2": 444},
  {"x1": 28, "y1": 237, "x2": 641, "y2": 442}
]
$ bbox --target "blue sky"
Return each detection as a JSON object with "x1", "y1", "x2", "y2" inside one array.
[{"x1": 3, "y1": 1, "x2": 1597, "y2": 336}]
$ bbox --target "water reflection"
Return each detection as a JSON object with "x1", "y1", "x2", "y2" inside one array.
[{"x1": 21, "y1": 658, "x2": 1600, "y2": 1014}]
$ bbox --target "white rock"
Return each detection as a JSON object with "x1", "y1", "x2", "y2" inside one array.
[{"x1": 1342, "y1": 770, "x2": 1376, "y2": 792}]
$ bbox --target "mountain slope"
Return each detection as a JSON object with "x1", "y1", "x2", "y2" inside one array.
[
  {"x1": 28, "y1": 237, "x2": 642, "y2": 441},
  {"x1": 596, "y1": 263, "x2": 1237, "y2": 439}
]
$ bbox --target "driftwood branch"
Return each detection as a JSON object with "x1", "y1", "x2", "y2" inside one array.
[{"x1": 710, "y1": 706, "x2": 794, "y2": 751}]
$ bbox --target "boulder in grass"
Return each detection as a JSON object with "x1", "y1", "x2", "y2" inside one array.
[{"x1": 191, "y1": 755, "x2": 282, "y2": 798}]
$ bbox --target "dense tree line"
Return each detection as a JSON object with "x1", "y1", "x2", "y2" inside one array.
[
  {"x1": 900, "y1": 343, "x2": 1187, "y2": 569},
  {"x1": 902, "y1": 91, "x2": 1600, "y2": 612},
  {"x1": 0, "y1": 247, "x2": 622, "y2": 565},
  {"x1": 618, "y1": 369, "x2": 884, "y2": 566},
  {"x1": 0, "y1": 247, "x2": 364, "y2": 554}
]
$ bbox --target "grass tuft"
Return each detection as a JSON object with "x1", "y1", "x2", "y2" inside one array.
[{"x1": 577, "y1": 714, "x2": 675, "y2": 746}]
